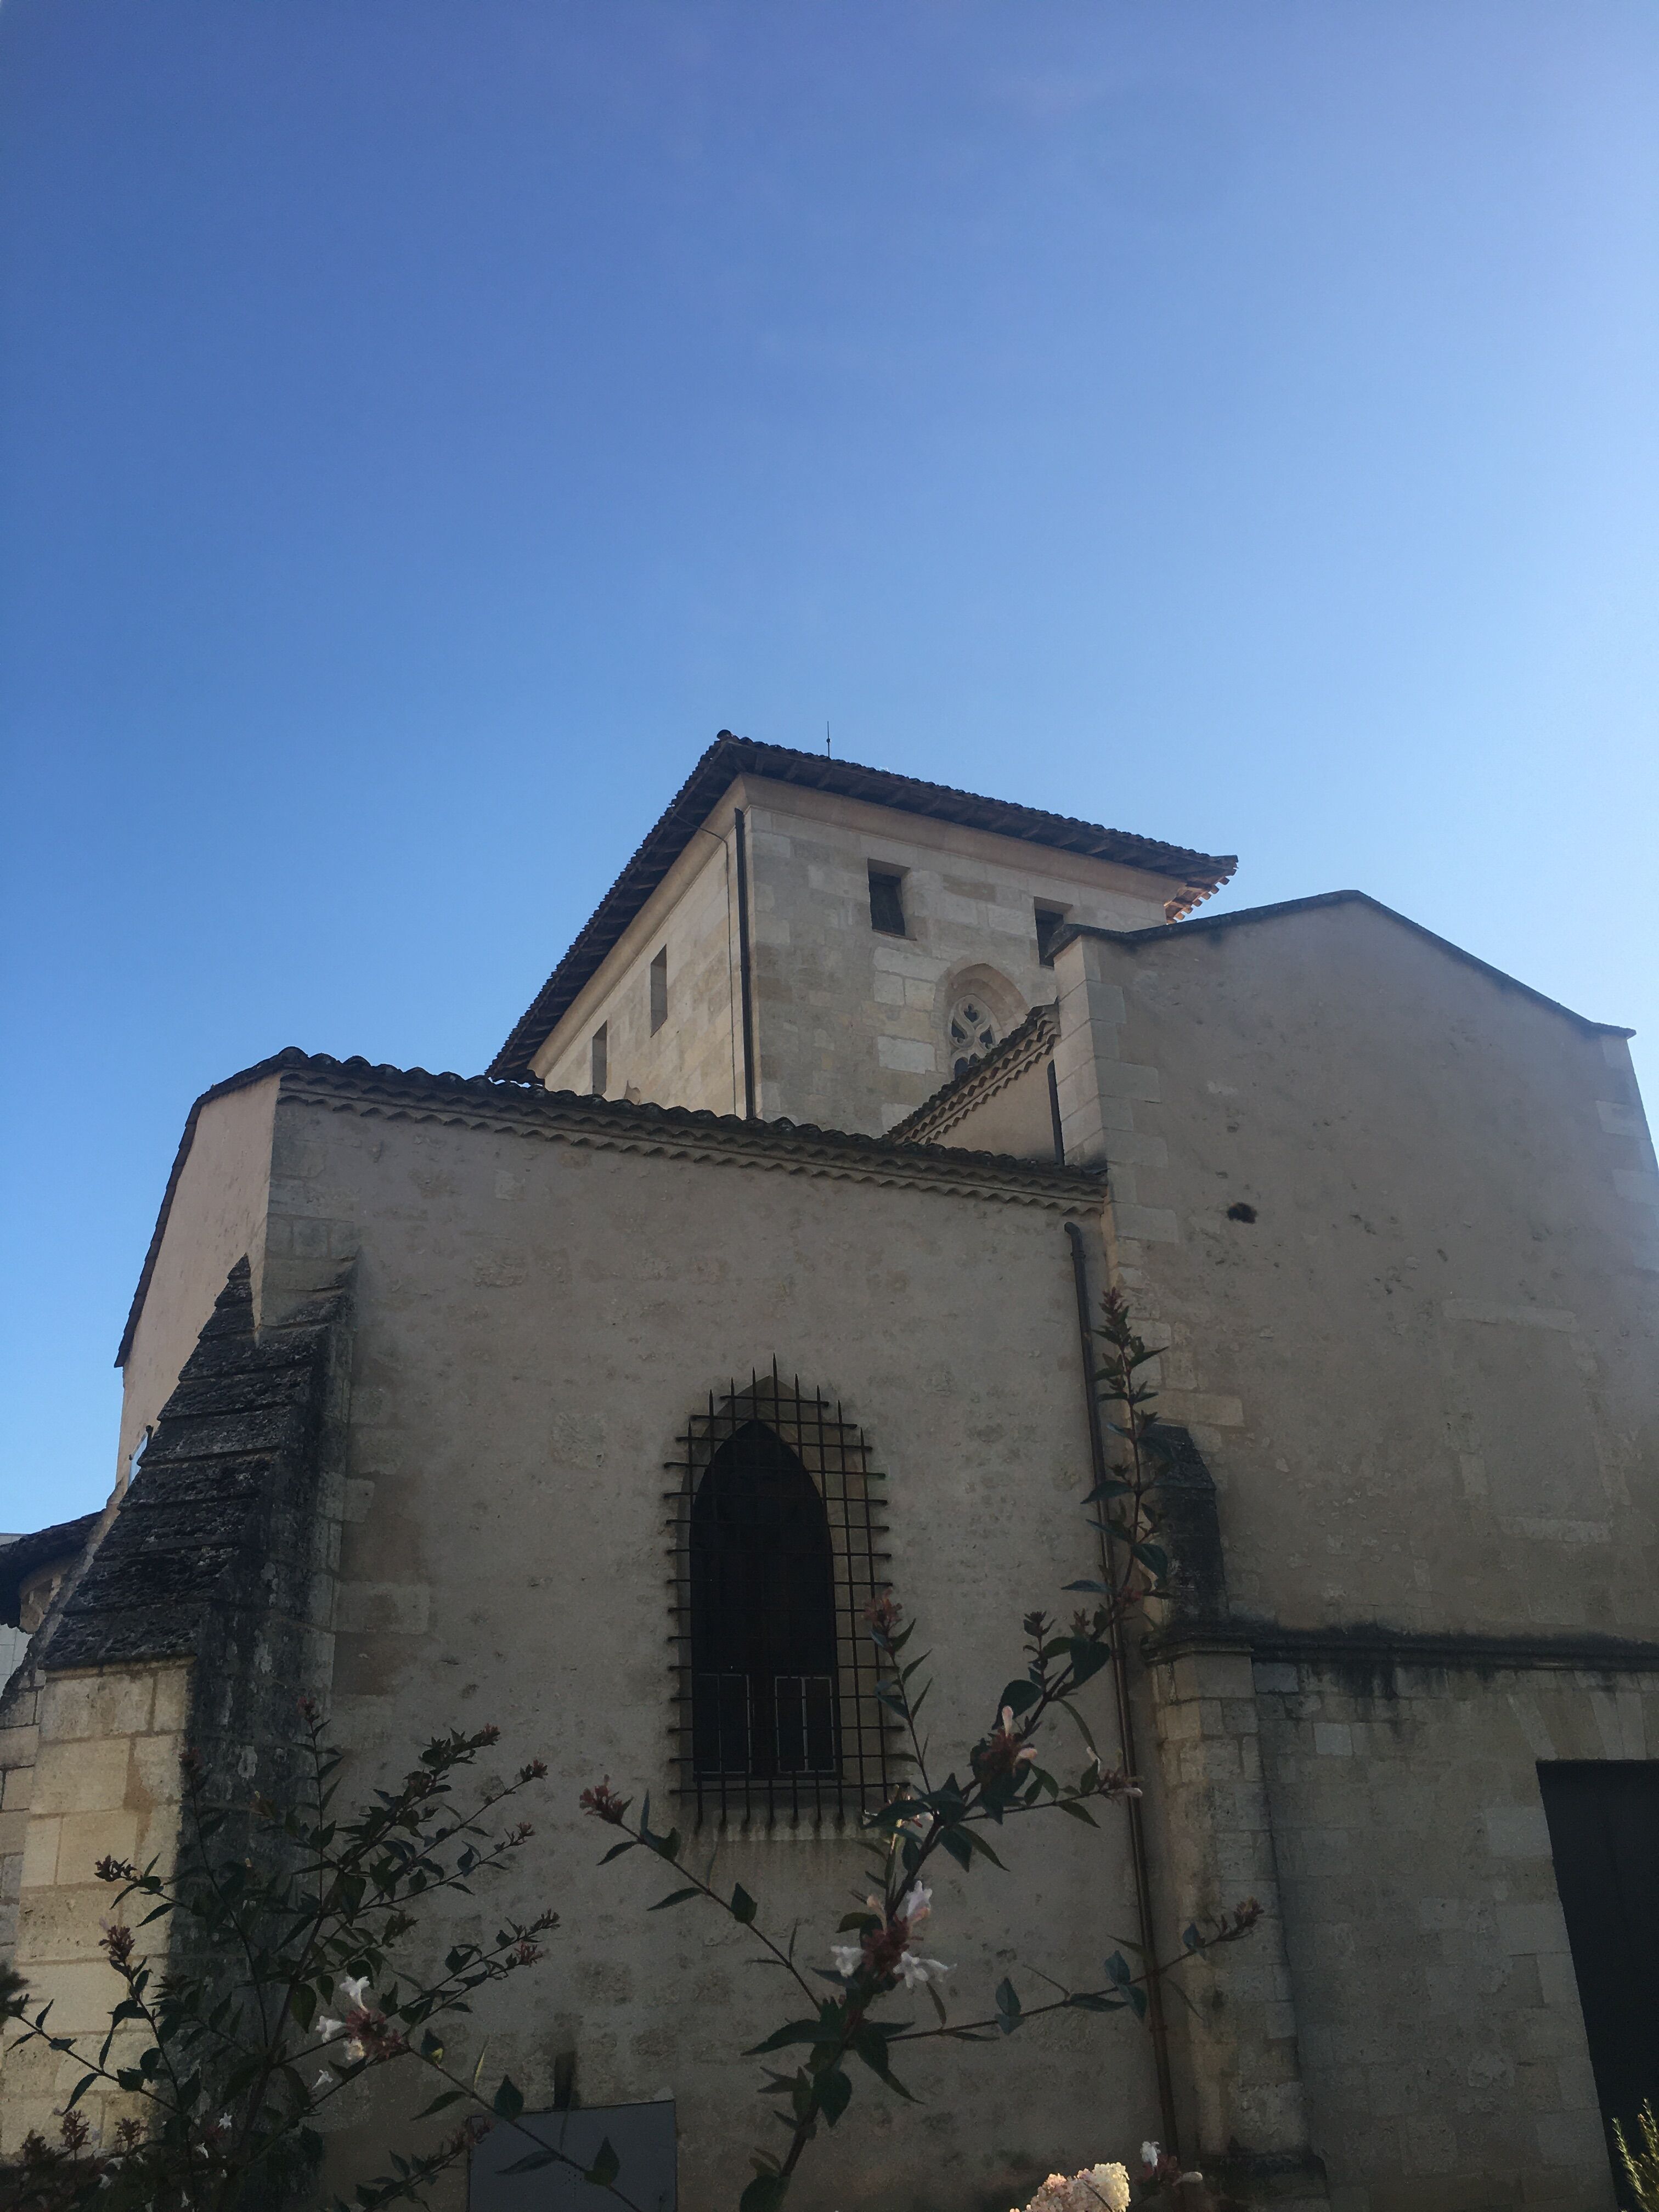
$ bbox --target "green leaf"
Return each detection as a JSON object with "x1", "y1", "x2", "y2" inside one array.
[
  {"x1": 995, "y1": 1977, "x2": 1021, "y2": 2034},
  {"x1": 648, "y1": 1887, "x2": 702, "y2": 1911},
  {"x1": 730, "y1": 1884, "x2": 758, "y2": 1925},
  {"x1": 1067, "y1": 1644, "x2": 1110, "y2": 1690},
  {"x1": 66, "y1": 2072, "x2": 98, "y2": 2110},
  {"x1": 998, "y1": 1679, "x2": 1040, "y2": 1717},
  {"x1": 740, "y1": 2172, "x2": 791, "y2": 2212},
  {"x1": 501, "y1": 2149, "x2": 558, "y2": 2177},
  {"x1": 936, "y1": 1825, "x2": 972, "y2": 1871},
  {"x1": 414, "y1": 2090, "x2": 465, "y2": 2119},
  {"x1": 584, "y1": 2139, "x2": 620, "y2": 2188},
  {"x1": 493, "y1": 2073, "x2": 525, "y2": 2120},
  {"x1": 1057, "y1": 1798, "x2": 1099, "y2": 1827},
  {"x1": 744, "y1": 2018, "x2": 833, "y2": 2056},
  {"x1": 817, "y1": 2066, "x2": 852, "y2": 2126},
  {"x1": 1065, "y1": 1991, "x2": 1124, "y2": 2013},
  {"x1": 599, "y1": 1840, "x2": 636, "y2": 1865},
  {"x1": 1131, "y1": 1542, "x2": 1170, "y2": 1579},
  {"x1": 1182, "y1": 1922, "x2": 1201, "y2": 1951},
  {"x1": 1105, "y1": 1951, "x2": 1131, "y2": 1986}
]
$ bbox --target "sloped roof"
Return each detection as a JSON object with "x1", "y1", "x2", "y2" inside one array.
[{"x1": 487, "y1": 733, "x2": 1237, "y2": 1079}]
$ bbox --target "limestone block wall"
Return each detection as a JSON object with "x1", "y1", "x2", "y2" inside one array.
[
  {"x1": 742, "y1": 782, "x2": 1178, "y2": 1136},
  {"x1": 0, "y1": 1661, "x2": 190, "y2": 2153},
  {"x1": 534, "y1": 812, "x2": 741, "y2": 1116},
  {"x1": 116, "y1": 1074, "x2": 283, "y2": 1481},
  {"x1": 529, "y1": 775, "x2": 1184, "y2": 1141},
  {"x1": 247, "y1": 1070, "x2": 1173, "y2": 2212},
  {"x1": 1252, "y1": 1655, "x2": 1642, "y2": 2212},
  {"x1": 1050, "y1": 899, "x2": 1659, "y2": 1640}
]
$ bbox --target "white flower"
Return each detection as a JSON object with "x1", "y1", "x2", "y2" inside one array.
[
  {"x1": 337, "y1": 1973, "x2": 372, "y2": 2009},
  {"x1": 895, "y1": 1953, "x2": 951, "y2": 1989},
  {"x1": 1141, "y1": 2143, "x2": 1159, "y2": 2168},
  {"x1": 315, "y1": 2015, "x2": 344, "y2": 2041},
  {"x1": 1082, "y1": 2164, "x2": 1130, "y2": 2212},
  {"x1": 342, "y1": 2036, "x2": 368, "y2": 2064},
  {"x1": 313, "y1": 2068, "x2": 335, "y2": 2090},
  {"x1": 829, "y1": 1943, "x2": 863, "y2": 1980},
  {"x1": 897, "y1": 1881, "x2": 932, "y2": 1927}
]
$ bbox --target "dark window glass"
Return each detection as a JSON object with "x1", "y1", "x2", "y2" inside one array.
[
  {"x1": 590, "y1": 1024, "x2": 608, "y2": 1096},
  {"x1": 690, "y1": 1421, "x2": 838, "y2": 1779},
  {"x1": 650, "y1": 947, "x2": 668, "y2": 1034},
  {"x1": 1035, "y1": 904, "x2": 1068, "y2": 966},
  {"x1": 868, "y1": 868, "x2": 906, "y2": 937}
]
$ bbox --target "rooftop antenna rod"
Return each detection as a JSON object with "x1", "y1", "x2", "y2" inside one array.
[{"x1": 826, "y1": 720, "x2": 831, "y2": 758}]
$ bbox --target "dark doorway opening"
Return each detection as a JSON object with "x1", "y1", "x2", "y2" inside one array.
[
  {"x1": 1538, "y1": 1760, "x2": 1659, "y2": 2198},
  {"x1": 690, "y1": 1420, "x2": 838, "y2": 1780}
]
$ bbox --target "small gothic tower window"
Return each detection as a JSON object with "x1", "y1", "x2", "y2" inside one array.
[
  {"x1": 669, "y1": 1373, "x2": 895, "y2": 1822},
  {"x1": 947, "y1": 994, "x2": 999, "y2": 1080}
]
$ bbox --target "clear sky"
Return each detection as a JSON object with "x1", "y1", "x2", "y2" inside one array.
[{"x1": 3, "y1": 1, "x2": 1656, "y2": 1528}]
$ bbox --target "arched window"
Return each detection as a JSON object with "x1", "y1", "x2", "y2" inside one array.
[
  {"x1": 691, "y1": 1423, "x2": 838, "y2": 1780},
  {"x1": 668, "y1": 1373, "x2": 895, "y2": 1824}
]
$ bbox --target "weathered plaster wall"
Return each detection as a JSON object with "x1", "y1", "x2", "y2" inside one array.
[
  {"x1": 533, "y1": 811, "x2": 741, "y2": 1116},
  {"x1": 259, "y1": 1083, "x2": 1167, "y2": 2212},
  {"x1": 117, "y1": 1076, "x2": 281, "y2": 1480},
  {"x1": 1054, "y1": 903, "x2": 1658, "y2": 1637}
]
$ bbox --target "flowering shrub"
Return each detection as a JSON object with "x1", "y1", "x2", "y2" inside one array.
[
  {"x1": 1, "y1": 1711, "x2": 620, "y2": 2212},
  {"x1": 584, "y1": 1289, "x2": 1261, "y2": 2212},
  {"x1": 1019, "y1": 2162, "x2": 1132, "y2": 2212}
]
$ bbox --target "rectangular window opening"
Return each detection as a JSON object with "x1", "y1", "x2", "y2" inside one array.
[
  {"x1": 649, "y1": 946, "x2": 668, "y2": 1034},
  {"x1": 1035, "y1": 902, "x2": 1070, "y2": 967},
  {"x1": 590, "y1": 1023, "x2": 608, "y2": 1096},
  {"x1": 868, "y1": 866, "x2": 906, "y2": 938}
]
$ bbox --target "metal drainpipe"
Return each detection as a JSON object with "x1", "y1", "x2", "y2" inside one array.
[
  {"x1": 732, "y1": 808, "x2": 758, "y2": 1120},
  {"x1": 1064, "y1": 1214, "x2": 1181, "y2": 2158}
]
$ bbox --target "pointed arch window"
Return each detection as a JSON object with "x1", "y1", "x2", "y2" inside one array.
[{"x1": 668, "y1": 1374, "x2": 895, "y2": 1824}]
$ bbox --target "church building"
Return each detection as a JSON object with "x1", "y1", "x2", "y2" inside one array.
[{"x1": 2, "y1": 733, "x2": 1657, "y2": 2211}]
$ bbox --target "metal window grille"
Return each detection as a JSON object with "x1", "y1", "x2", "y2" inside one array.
[{"x1": 666, "y1": 1369, "x2": 898, "y2": 1825}]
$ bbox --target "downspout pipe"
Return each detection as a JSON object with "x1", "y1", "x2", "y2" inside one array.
[
  {"x1": 732, "y1": 808, "x2": 758, "y2": 1120},
  {"x1": 1065, "y1": 1215, "x2": 1181, "y2": 2159}
]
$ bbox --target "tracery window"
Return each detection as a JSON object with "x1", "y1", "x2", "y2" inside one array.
[
  {"x1": 668, "y1": 1372, "x2": 895, "y2": 1824},
  {"x1": 947, "y1": 993, "x2": 1000, "y2": 1080}
]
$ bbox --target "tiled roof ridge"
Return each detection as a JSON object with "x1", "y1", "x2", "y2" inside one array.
[
  {"x1": 278, "y1": 1049, "x2": 1102, "y2": 1192},
  {"x1": 119, "y1": 1047, "x2": 1105, "y2": 1364},
  {"x1": 1051, "y1": 890, "x2": 1635, "y2": 1039},
  {"x1": 486, "y1": 732, "x2": 1237, "y2": 1079},
  {"x1": 886, "y1": 1002, "x2": 1059, "y2": 1144}
]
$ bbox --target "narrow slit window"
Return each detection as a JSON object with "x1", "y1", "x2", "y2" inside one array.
[
  {"x1": 650, "y1": 947, "x2": 669, "y2": 1034},
  {"x1": 590, "y1": 1024, "x2": 608, "y2": 1096},
  {"x1": 868, "y1": 867, "x2": 906, "y2": 937},
  {"x1": 1035, "y1": 902, "x2": 1069, "y2": 966}
]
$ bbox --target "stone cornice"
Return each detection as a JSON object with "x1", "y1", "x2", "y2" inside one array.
[
  {"x1": 277, "y1": 1051, "x2": 1104, "y2": 1207},
  {"x1": 1148, "y1": 1616, "x2": 1659, "y2": 1680},
  {"x1": 886, "y1": 1003, "x2": 1058, "y2": 1144}
]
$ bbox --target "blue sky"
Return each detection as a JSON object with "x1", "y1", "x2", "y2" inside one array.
[{"x1": 3, "y1": 1, "x2": 1656, "y2": 1527}]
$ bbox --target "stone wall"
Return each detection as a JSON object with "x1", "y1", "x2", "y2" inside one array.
[
  {"x1": 1049, "y1": 898, "x2": 1659, "y2": 1639},
  {"x1": 1253, "y1": 1652, "x2": 1646, "y2": 2211},
  {"x1": 531, "y1": 771, "x2": 1183, "y2": 1139},
  {"x1": 0, "y1": 1660, "x2": 190, "y2": 2153},
  {"x1": 535, "y1": 814, "x2": 742, "y2": 1118},
  {"x1": 242, "y1": 1065, "x2": 1166, "y2": 2212}
]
